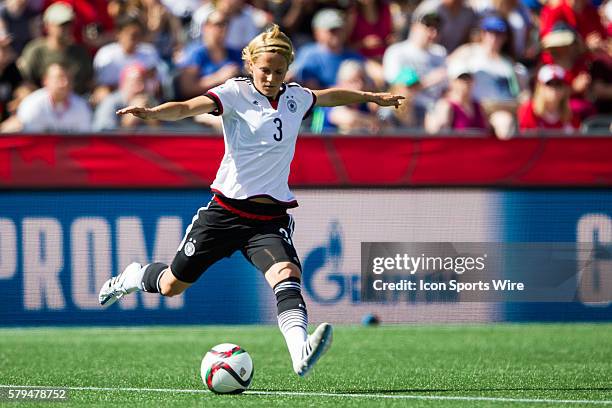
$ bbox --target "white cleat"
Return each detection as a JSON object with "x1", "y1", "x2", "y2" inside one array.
[
  {"x1": 98, "y1": 262, "x2": 142, "y2": 307},
  {"x1": 294, "y1": 322, "x2": 333, "y2": 377}
]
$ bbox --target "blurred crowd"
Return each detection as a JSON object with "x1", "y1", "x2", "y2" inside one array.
[{"x1": 0, "y1": 0, "x2": 610, "y2": 137}]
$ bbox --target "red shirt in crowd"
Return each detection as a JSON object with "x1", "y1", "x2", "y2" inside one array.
[
  {"x1": 44, "y1": 0, "x2": 114, "y2": 50},
  {"x1": 518, "y1": 100, "x2": 580, "y2": 131},
  {"x1": 540, "y1": 0, "x2": 607, "y2": 40},
  {"x1": 348, "y1": 2, "x2": 393, "y2": 59},
  {"x1": 449, "y1": 100, "x2": 487, "y2": 131}
]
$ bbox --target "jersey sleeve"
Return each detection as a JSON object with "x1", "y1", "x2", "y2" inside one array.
[
  {"x1": 205, "y1": 79, "x2": 239, "y2": 116},
  {"x1": 303, "y1": 88, "x2": 317, "y2": 120},
  {"x1": 288, "y1": 83, "x2": 317, "y2": 121}
]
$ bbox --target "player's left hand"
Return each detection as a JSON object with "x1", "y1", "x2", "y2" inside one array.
[{"x1": 368, "y1": 93, "x2": 405, "y2": 108}]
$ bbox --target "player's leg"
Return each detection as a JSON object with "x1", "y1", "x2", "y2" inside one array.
[
  {"x1": 99, "y1": 200, "x2": 235, "y2": 307},
  {"x1": 98, "y1": 262, "x2": 191, "y2": 306},
  {"x1": 244, "y1": 215, "x2": 333, "y2": 376},
  {"x1": 265, "y1": 261, "x2": 309, "y2": 369}
]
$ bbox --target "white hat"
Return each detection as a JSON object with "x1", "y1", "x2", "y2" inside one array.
[
  {"x1": 43, "y1": 2, "x2": 75, "y2": 25},
  {"x1": 448, "y1": 63, "x2": 472, "y2": 80},
  {"x1": 541, "y1": 29, "x2": 576, "y2": 48},
  {"x1": 537, "y1": 64, "x2": 566, "y2": 84},
  {"x1": 312, "y1": 9, "x2": 344, "y2": 30}
]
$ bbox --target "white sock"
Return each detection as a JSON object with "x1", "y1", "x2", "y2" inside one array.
[
  {"x1": 283, "y1": 325, "x2": 308, "y2": 365},
  {"x1": 278, "y1": 310, "x2": 308, "y2": 365},
  {"x1": 275, "y1": 279, "x2": 309, "y2": 366},
  {"x1": 121, "y1": 263, "x2": 147, "y2": 291}
]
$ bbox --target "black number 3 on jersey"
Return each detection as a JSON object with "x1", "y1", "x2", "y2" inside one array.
[{"x1": 273, "y1": 118, "x2": 283, "y2": 141}]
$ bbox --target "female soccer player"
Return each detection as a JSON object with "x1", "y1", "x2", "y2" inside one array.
[{"x1": 99, "y1": 24, "x2": 403, "y2": 377}]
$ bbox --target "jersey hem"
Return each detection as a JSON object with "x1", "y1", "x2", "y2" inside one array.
[{"x1": 211, "y1": 188, "x2": 298, "y2": 208}]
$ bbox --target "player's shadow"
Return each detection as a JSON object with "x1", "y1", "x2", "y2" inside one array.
[{"x1": 257, "y1": 387, "x2": 612, "y2": 394}]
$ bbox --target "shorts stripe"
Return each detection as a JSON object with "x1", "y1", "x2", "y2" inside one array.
[
  {"x1": 176, "y1": 199, "x2": 212, "y2": 252},
  {"x1": 288, "y1": 215, "x2": 295, "y2": 237}
]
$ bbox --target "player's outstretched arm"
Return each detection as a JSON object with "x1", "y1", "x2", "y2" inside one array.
[
  {"x1": 313, "y1": 89, "x2": 404, "y2": 108},
  {"x1": 116, "y1": 95, "x2": 218, "y2": 121}
]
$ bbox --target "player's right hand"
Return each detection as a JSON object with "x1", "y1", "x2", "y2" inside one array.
[{"x1": 116, "y1": 106, "x2": 154, "y2": 119}]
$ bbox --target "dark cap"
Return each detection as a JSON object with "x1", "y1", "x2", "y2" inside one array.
[
  {"x1": 415, "y1": 11, "x2": 442, "y2": 28},
  {"x1": 480, "y1": 15, "x2": 508, "y2": 33}
]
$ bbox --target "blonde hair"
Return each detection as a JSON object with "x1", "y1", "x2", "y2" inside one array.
[
  {"x1": 532, "y1": 82, "x2": 571, "y2": 124},
  {"x1": 242, "y1": 24, "x2": 294, "y2": 69}
]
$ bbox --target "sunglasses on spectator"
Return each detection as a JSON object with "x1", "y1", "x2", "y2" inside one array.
[
  {"x1": 208, "y1": 20, "x2": 228, "y2": 27},
  {"x1": 484, "y1": 29, "x2": 507, "y2": 36},
  {"x1": 544, "y1": 79, "x2": 566, "y2": 87}
]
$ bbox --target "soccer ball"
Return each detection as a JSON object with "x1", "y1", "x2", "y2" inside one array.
[{"x1": 201, "y1": 343, "x2": 254, "y2": 394}]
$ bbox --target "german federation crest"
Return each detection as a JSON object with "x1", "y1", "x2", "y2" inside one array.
[
  {"x1": 184, "y1": 238, "x2": 196, "y2": 256},
  {"x1": 287, "y1": 99, "x2": 297, "y2": 113}
]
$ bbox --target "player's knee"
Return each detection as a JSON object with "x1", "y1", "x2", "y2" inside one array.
[
  {"x1": 265, "y1": 262, "x2": 301, "y2": 288},
  {"x1": 159, "y1": 269, "x2": 190, "y2": 297},
  {"x1": 160, "y1": 285, "x2": 182, "y2": 297}
]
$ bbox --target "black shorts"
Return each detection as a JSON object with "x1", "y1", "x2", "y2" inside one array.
[{"x1": 171, "y1": 195, "x2": 301, "y2": 283}]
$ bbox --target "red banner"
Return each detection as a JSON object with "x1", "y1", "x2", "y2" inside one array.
[{"x1": 1, "y1": 134, "x2": 611, "y2": 187}]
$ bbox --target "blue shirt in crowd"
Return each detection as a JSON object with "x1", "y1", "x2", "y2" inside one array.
[
  {"x1": 178, "y1": 43, "x2": 242, "y2": 77},
  {"x1": 291, "y1": 43, "x2": 364, "y2": 88}
]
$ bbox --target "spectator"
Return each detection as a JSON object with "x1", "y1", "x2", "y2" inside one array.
[
  {"x1": 18, "y1": 2, "x2": 93, "y2": 95},
  {"x1": 191, "y1": 0, "x2": 265, "y2": 50},
  {"x1": 289, "y1": 8, "x2": 364, "y2": 89},
  {"x1": 590, "y1": 0, "x2": 612, "y2": 114},
  {"x1": 388, "y1": 0, "x2": 421, "y2": 41},
  {"x1": 16, "y1": 62, "x2": 92, "y2": 132},
  {"x1": 425, "y1": 64, "x2": 489, "y2": 134},
  {"x1": 139, "y1": 0, "x2": 184, "y2": 62},
  {"x1": 43, "y1": 0, "x2": 115, "y2": 52},
  {"x1": 383, "y1": 11, "x2": 447, "y2": 124},
  {"x1": 605, "y1": 0, "x2": 612, "y2": 35},
  {"x1": 0, "y1": 0, "x2": 39, "y2": 55},
  {"x1": 93, "y1": 15, "x2": 166, "y2": 98},
  {"x1": 93, "y1": 62, "x2": 158, "y2": 131},
  {"x1": 0, "y1": 36, "x2": 23, "y2": 122},
  {"x1": 320, "y1": 60, "x2": 383, "y2": 134},
  {"x1": 518, "y1": 64, "x2": 580, "y2": 133},
  {"x1": 413, "y1": 0, "x2": 478, "y2": 52},
  {"x1": 590, "y1": 47, "x2": 612, "y2": 115},
  {"x1": 109, "y1": 1, "x2": 182, "y2": 62},
  {"x1": 541, "y1": 23, "x2": 596, "y2": 121},
  {"x1": 347, "y1": 0, "x2": 394, "y2": 61},
  {"x1": 0, "y1": 83, "x2": 35, "y2": 132},
  {"x1": 540, "y1": 0, "x2": 607, "y2": 53},
  {"x1": 379, "y1": 67, "x2": 423, "y2": 128},
  {"x1": 160, "y1": 0, "x2": 201, "y2": 20},
  {"x1": 175, "y1": 10, "x2": 241, "y2": 99},
  {"x1": 448, "y1": 15, "x2": 527, "y2": 109},
  {"x1": 267, "y1": 0, "x2": 321, "y2": 49},
  {"x1": 484, "y1": 0, "x2": 534, "y2": 61}
]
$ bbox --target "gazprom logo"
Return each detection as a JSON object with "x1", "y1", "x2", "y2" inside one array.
[{"x1": 302, "y1": 221, "x2": 359, "y2": 304}]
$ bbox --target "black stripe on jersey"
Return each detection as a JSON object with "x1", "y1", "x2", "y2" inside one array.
[
  {"x1": 204, "y1": 92, "x2": 223, "y2": 116},
  {"x1": 303, "y1": 91, "x2": 317, "y2": 120}
]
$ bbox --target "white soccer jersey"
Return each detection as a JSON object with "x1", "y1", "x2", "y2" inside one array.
[{"x1": 206, "y1": 77, "x2": 316, "y2": 206}]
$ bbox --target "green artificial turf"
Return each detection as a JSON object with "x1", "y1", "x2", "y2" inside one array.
[{"x1": 1, "y1": 324, "x2": 610, "y2": 407}]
